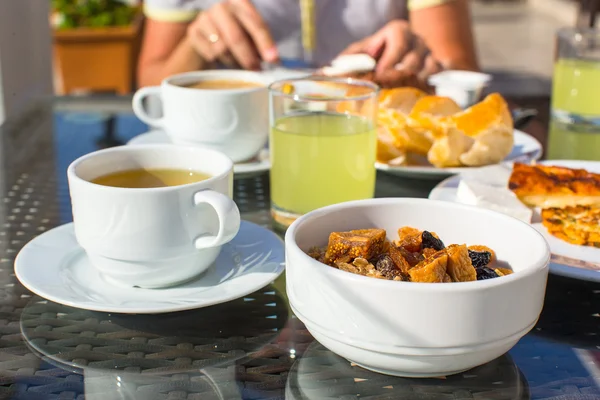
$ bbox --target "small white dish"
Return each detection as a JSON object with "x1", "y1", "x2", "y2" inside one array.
[
  {"x1": 428, "y1": 70, "x2": 492, "y2": 108},
  {"x1": 375, "y1": 129, "x2": 542, "y2": 180},
  {"x1": 14, "y1": 221, "x2": 284, "y2": 314},
  {"x1": 285, "y1": 198, "x2": 549, "y2": 377},
  {"x1": 321, "y1": 54, "x2": 376, "y2": 76},
  {"x1": 127, "y1": 130, "x2": 270, "y2": 178},
  {"x1": 429, "y1": 160, "x2": 600, "y2": 283}
]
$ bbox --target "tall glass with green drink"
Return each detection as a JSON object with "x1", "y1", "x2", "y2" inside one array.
[
  {"x1": 268, "y1": 77, "x2": 379, "y2": 230},
  {"x1": 548, "y1": 27, "x2": 600, "y2": 160}
]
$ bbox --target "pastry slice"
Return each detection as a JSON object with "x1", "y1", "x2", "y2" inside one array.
[
  {"x1": 542, "y1": 205, "x2": 600, "y2": 247},
  {"x1": 427, "y1": 126, "x2": 474, "y2": 168},
  {"x1": 509, "y1": 163, "x2": 600, "y2": 208}
]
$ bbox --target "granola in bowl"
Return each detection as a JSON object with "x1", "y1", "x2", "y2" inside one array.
[{"x1": 307, "y1": 227, "x2": 513, "y2": 283}]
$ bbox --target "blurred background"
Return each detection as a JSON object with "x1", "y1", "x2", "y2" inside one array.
[{"x1": 0, "y1": 0, "x2": 594, "y2": 125}]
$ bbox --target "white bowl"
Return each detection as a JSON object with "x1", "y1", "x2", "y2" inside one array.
[
  {"x1": 428, "y1": 70, "x2": 492, "y2": 108},
  {"x1": 285, "y1": 198, "x2": 550, "y2": 377}
]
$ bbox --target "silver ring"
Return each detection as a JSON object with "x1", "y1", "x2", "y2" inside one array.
[{"x1": 208, "y1": 33, "x2": 220, "y2": 43}]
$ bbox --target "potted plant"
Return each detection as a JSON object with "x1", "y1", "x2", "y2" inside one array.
[{"x1": 51, "y1": 0, "x2": 142, "y2": 95}]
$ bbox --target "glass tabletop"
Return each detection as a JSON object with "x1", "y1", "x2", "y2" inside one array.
[{"x1": 0, "y1": 96, "x2": 598, "y2": 399}]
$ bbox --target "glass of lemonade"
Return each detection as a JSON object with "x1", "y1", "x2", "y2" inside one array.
[
  {"x1": 268, "y1": 77, "x2": 379, "y2": 230},
  {"x1": 548, "y1": 27, "x2": 600, "y2": 160}
]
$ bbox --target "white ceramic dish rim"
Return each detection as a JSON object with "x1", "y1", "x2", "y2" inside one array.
[
  {"x1": 68, "y1": 144, "x2": 233, "y2": 194},
  {"x1": 126, "y1": 132, "x2": 271, "y2": 175},
  {"x1": 428, "y1": 70, "x2": 492, "y2": 89},
  {"x1": 374, "y1": 130, "x2": 542, "y2": 174},
  {"x1": 285, "y1": 198, "x2": 550, "y2": 292},
  {"x1": 14, "y1": 221, "x2": 285, "y2": 314}
]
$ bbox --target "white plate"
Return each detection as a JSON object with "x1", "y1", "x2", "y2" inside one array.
[
  {"x1": 429, "y1": 160, "x2": 600, "y2": 282},
  {"x1": 376, "y1": 130, "x2": 542, "y2": 179},
  {"x1": 128, "y1": 130, "x2": 270, "y2": 178},
  {"x1": 14, "y1": 221, "x2": 285, "y2": 314}
]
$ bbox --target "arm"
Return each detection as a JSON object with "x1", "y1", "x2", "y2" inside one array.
[
  {"x1": 409, "y1": 0, "x2": 480, "y2": 71},
  {"x1": 137, "y1": 0, "x2": 278, "y2": 88},
  {"x1": 137, "y1": 19, "x2": 208, "y2": 87}
]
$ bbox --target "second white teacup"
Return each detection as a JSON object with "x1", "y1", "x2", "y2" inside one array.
[
  {"x1": 67, "y1": 144, "x2": 241, "y2": 289},
  {"x1": 132, "y1": 70, "x2": 269, "y2": 163}
]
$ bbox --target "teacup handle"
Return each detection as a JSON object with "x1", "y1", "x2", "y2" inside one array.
[
  {"x1": 193, "y1": 190, "x2": 241, "y2": 249},
  {"x1": 132, "y1": 86, "x2": 165, "y2": 127}
]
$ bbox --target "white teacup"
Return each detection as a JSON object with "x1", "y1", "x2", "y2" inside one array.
[
  {"x1": 132, "y1": 70, "x2": 269, "y2": 163},
  {"x1": 67, "y1": 144, "x2": 241, "y2": 289}
]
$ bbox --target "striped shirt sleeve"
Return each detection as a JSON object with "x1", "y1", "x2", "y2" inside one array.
[
  {"x1": 408, "y1": 0, "x2": 454, "y2": 10},
  {"x1": 143, "y1": 0, "x2": 204, "y2": 22}
]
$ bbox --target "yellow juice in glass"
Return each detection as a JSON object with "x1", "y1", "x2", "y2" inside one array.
[
  {"x1": 270, "y1": 112, "x2": 377, "y2": 223},
  {"x1": 548, "y1": 58, "x2": 600, "y2": 160}
]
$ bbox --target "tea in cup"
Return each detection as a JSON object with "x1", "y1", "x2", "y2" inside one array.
[
  {"x1": 67, "y1": 144, "x2": 241, "y2": 288},
  {"x1": 132, "y1": 70, "x2": 269, "y2": 163}
]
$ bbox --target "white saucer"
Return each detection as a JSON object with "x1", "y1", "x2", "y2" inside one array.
[
  {"x1": 14, "y1": 221, "x2": 285, "y2": 314},
  {"x1": 127, "y1": 130, "x2": 271, "y2": 178},
  {"x1": 376, "y1": 130, "x2": 542, "y2": 180},
  {"x1": 429, "y1": 160, "x2": 600, "y2": 283}
]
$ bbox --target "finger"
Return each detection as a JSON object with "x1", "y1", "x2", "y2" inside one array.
[
  {"x1": 395, "y1": 37, "x2": 428, "y2": 73},
  {"x1": 366, "y1": 36, "x2": 386, "y2": 59},
  {"x1": 376, "y1": 29, "x2": 413, "y2": 73},
  {"x1": 196, "y1": 13, "x2": 229, "y2": 62},
  {"x1": 374, "y1": 68, "x2": 410, "y2": 88},
  {"x1": 187, "y1": 21, "x2": 220, "y2": 63},
  {"x1": 198, "y1": 13, "x2": 240, "y2": 68},
  {"x1": 229, "y1": 0, "x2": 278, "y2": 62},
  {"x1": 418, "y1": 55, "x2": 443, "y2": 81},
  {"x1": 211, "y1": 2, "x2": 261, "y2": 70},
  {"x1": 396, "y1": 50, "x2": 425, "y2": 74}
]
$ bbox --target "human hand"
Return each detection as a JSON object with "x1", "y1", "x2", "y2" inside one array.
[
  {"x1": 186, "y1": 0, "x2": 279, "y2": 70},
  {"x1": 341, "y1": 20, "x2": 442, "y2": 81}
]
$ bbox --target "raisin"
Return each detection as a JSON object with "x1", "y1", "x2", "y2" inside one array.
[
  {"x1": 476, "y1": 267, "x2": 499, "y2": 280},
  {"x1": 468, "y1": 250, "x2": 492, "y2": 268},
  {"x1": 422, "y1": 231, "x2": 445, "y2": 251},
  {"x1": 374, "y1": 254, "x2": 404, "y2": 280},
  {"x1": 398, "y1": 246, "x2": 424, "y2": 267}
]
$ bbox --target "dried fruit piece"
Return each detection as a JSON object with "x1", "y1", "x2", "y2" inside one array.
[
  {"x1": 374, "y1": 254, "x2": 395, "y2": 274},
  {"x1": 398, "y1": 246, "x2": 424, "y2": 267},
  {"x1": 495, "y1": 267, "x2": 513, "y2": 276},
  {"x1": 397, "y1": 227, "x2": 422, "y2": 252},
  {"x1": 409, "y1": 251, "x2": 448, "y2": 283},
  {"x1": 468, "y1": 245, "x2": 496, "y2": 263},
  {"x1": 422, "y1": 247, "x2": 437, "y2": 258},
  {"x1": 373, "y1": 254, "x2": 405, "y2": 280},
  {"x1": 337, "y1": 262, "x2": 359, "y2": 275},
  {"x1": 307, "y1": 246, "x2": 326, "y2": 263},
  {"x1": 422, "y1": 231, "x2": 445, "y2": 251},
  {"x1": 324, "y1": 229, "x2": 386, "y2": 265},
  {"x1": 476, "y1": 267, "x2": 499, "y2": 280},
  {"x1": 446, "y1": 244, "x2": 477, "y2": 282},
  {"x1": 388, "y1": 245, "x2": 412, "y2": 274},
  {"x1": 468, "y1": 250, "x2": 492, "y2": 268}
]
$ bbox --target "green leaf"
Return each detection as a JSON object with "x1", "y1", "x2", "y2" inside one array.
[{"x1": 50, "y1": 0, "x2": 136, "y2": 28}]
